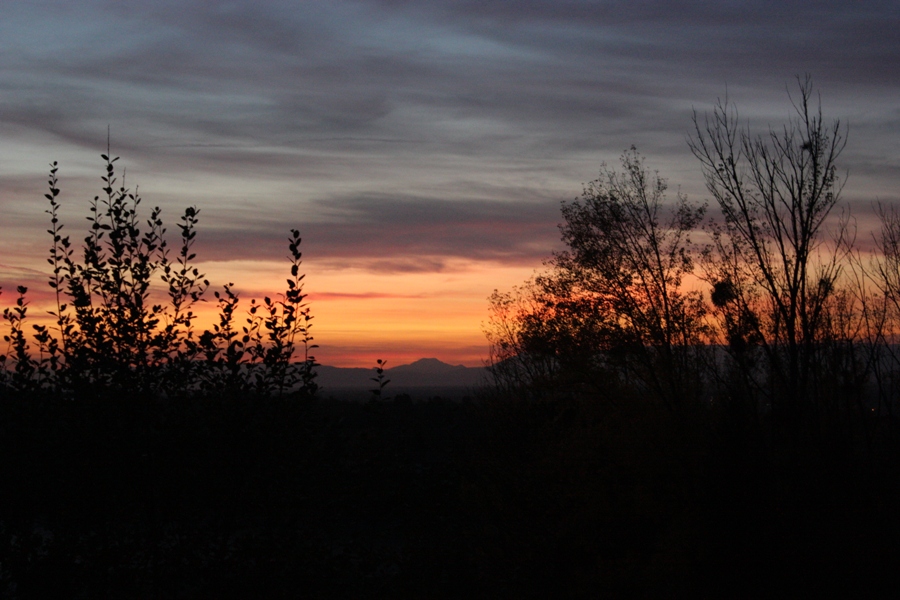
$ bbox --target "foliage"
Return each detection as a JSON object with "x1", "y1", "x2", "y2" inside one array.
[
  {"x1": 486, "y1": 79, "x2": 900, "y2": 443},
  {"x1": 0, "y1": 153, "x2": 317, "y2": 399},
  {"x1": 369, "y1": 358, "x2": 391, "y2": 400},
  {"x1": 485, "y1": 277, "x2": 616, "y2": 400},
  {"x1": 486, "y1": 149, "x2": 709, "y2": 408}
]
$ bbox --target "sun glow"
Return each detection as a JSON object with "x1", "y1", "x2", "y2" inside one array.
[
  {"x1": 194, "y1": 257, "x2": 540, "y2": 367},
  {"x1": 1, "y1": 255, "x2": 539, "y2": 370}
]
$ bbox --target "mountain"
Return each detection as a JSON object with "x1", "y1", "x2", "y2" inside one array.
[{"x1": 316, "y1": 358, "x2": 489, "y2": 391}]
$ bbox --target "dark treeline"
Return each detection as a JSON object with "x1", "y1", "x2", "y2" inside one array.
[
  {"x1": 3, "y1": 79, "x2": 900, "y2": 597},
  {"x1": 487, "y1": 78, "x2": 900, "y2": 445}
]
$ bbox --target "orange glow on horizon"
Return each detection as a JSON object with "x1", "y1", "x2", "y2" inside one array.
[
  {"x1": 197, "y1": 257, "x2": 540, "y2": 367},
  {"x1": 1, "y1": 256, "x2": 540, "y2": 369}
]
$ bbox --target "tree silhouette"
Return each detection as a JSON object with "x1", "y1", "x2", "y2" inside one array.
[
  {"x1": 486, "y1": 149, "x2": 708, "y2": 407},
  {"x1": 690, "y1": 76, "x2": 849, "y2": 429}
]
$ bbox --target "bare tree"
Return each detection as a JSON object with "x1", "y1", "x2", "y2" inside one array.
[
  {"x1": 690, "y1": 77, "x2": 848, "y2": 428},
  {"x1": 867, "y1": 204, "x2": 900, "y2": 419}
]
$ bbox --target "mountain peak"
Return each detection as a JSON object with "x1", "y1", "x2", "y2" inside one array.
[
  {"x1": 389, "y1": 358, "x2": 467, "y2": 374},
  {"x1": 408, "y1": 357, "x2": 451, "y2": 367},
  {"x1": 316, "y1": 358, "x2": 488, "y2": 390}
]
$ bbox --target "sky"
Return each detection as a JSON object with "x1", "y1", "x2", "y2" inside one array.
[{"x1": 1, "y1": 1, "x2": 898, "y2": 367}]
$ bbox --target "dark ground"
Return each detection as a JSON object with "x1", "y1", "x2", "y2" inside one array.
[{"x1": 2, "y1": 391, "x2": 900, "y2": 598}]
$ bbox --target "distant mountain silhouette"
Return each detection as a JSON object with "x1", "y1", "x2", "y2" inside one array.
[{"x1": 317, "y1": 358, "x2": 488, "y2": 390}]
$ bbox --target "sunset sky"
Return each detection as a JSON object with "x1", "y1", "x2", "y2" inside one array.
[{"x1": 1, "y1": 1, "x2": 898, "y2": 367}]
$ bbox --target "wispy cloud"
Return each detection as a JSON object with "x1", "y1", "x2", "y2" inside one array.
[
  {"x1": 310, "y1": 291, "x2": 426, "y2": 300},
  {"x1": 1, "y1": 0, "x2": 898, "y2": 364},
  {"x1": 190, "y1": 191, "x2": 563, "y2": 270}
]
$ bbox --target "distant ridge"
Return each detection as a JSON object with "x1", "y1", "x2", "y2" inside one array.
[{"x1": 317, "y1": 358, "x2": 488, "y2": 390}]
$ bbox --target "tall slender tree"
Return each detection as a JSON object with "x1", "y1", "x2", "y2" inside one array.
[{"x1": 690, "y1": 76, "x2": 848, "y2": 428}]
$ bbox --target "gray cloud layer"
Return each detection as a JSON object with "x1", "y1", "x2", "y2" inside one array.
[
  {"x1": 199, "y1": 192, "x2": 562, "y2": 270},
  {"x1": 1, "y1": 0, "x2": 898, "y2": 272}
]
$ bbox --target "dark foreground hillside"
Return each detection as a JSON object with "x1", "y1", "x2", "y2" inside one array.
[{"x1": 2, "y1": 392, "x2": 900, "y2": 598}]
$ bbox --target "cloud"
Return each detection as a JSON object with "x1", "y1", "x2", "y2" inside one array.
[
  {"x1": 1, "y1": 0, "x2": 897, "y2": 367},
  {"x1": 309, "y1": 291, "x2": 426, "y2": 300},
  {"x1": 194, "y1": 191, "x2": 564, "y2": 271},
  {"x1": 1, "y1": 0, "x2": 898, "y2": 278}
]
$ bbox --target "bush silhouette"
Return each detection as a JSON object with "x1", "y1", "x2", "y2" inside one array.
[{"x1": 0, "y1": 153, "x2": 318, "y2": 399}]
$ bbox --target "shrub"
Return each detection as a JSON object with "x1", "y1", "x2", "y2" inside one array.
[{"x1": 0, "y1": 153, "x2": 318, "y2": 399}]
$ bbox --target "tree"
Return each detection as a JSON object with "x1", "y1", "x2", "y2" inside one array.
[
  {"x1": 486, "y1": 149, "x2": 708, "y2": 408},
  {"x1": 690, "y1": 76, "x2": 848, "y2": 427},
  {"x1": 485, "y1": 276, "x2": 617, "y2": 400}
]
